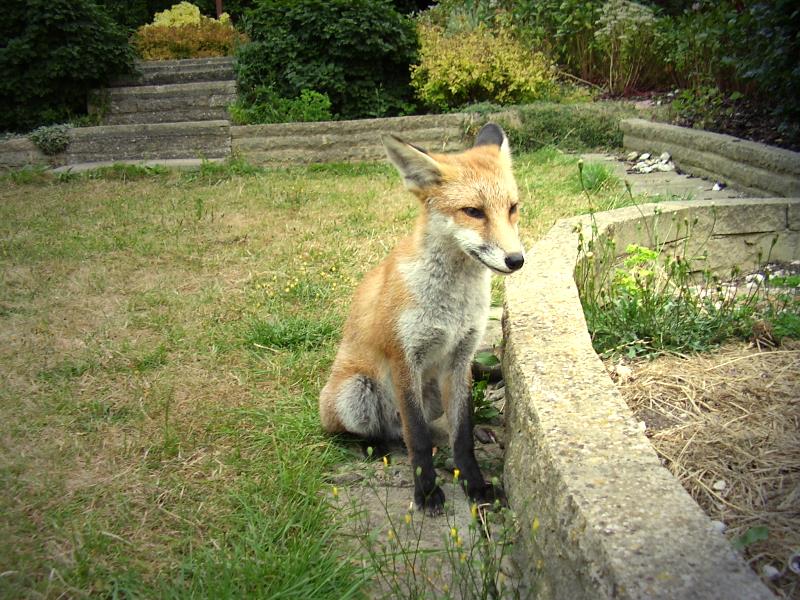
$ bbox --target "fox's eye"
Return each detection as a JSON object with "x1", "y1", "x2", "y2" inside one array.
[
  {"x1": 462, "y1": 207, "x2": 485, "y2": 219},
  {"x1": 509, "y1": 203, "x2": 518, "y2": 215}
]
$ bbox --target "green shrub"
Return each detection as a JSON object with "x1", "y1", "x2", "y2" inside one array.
[
  {"x1": 237, "y1": 0, "x2": 418, "y2": 119},
  {"x1": 229, "y1": 88, "x2": 332, "y2": 125},
  {"x1": 133, "y1": 2, "x2": 247, "y2": 59},
  {"x1": 411, "y1": 22, "x2": 557, "y2": 111},
  {"x1": 511, "y1": 0, "x2": 604, "y2": 83},
  {"x1": 0, "y1": 0, "x2": 135, "y2": 133},
  {"x1": 506, "y1": 103, "x2": 638, "y2": 152},
  {"x1": 28, "y1": 124, "x2": 71, "y2": 156}
]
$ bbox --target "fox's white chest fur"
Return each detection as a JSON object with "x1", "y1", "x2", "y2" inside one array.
[{"x1": 397, "y1": 213, "x2": 491, "y2": 373}]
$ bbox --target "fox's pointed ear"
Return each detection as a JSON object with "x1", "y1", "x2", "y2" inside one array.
[
  {"x1": 382, "y1": 134, "x2": 443, "y2": 192},
  {"x1": 474, "y1": 122, "x2": 512, "y2": 166}
]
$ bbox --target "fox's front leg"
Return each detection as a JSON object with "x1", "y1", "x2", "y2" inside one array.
[
  {"x1": 447, "y1": 343, "x2": 506, "y2": 505},
  {"x1": 393, "y1": 364, "x2": 445, "y2": 515}
]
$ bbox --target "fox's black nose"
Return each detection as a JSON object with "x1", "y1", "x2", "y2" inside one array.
[{"x1": 505, "y1": 253, "x2": 525, "y2": 271}]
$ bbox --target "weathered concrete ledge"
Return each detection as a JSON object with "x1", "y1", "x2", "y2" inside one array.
[
  {"x1": 621, "y1": 118, "x2": 800, "y2": 197},
  {"x1": 503, "y1": 197, "x2": 800, "y2": 599},
  {"x1": 231, "y1": 113, "x2": 475, "y2": 165}
]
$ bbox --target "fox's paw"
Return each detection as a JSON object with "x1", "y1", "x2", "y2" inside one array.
[
  {"x1": 415, "y1": 485, "x2": 446, "y2": 516},
  {"x1": 467, "y1": 480, "x2": 507, "y2": 509}
]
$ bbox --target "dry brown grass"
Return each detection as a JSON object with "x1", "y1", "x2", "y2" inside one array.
[{"x1": 612, "y1": 341, "x2": 800, "y2": 598}]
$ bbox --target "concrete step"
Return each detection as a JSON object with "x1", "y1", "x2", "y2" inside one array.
[
  {"x1": 113, "y1": 57, "x2": 236, "y2": 86},
  {"x1": 99, "y1": 81, "x2": 237, "y2": 125},
  {"x1": 66, "y1": 121, "x2": 231, "y2": 163}
]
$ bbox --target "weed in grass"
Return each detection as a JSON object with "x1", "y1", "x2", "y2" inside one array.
[
  {"x1": 245, "y1": 315, "x2": 338, "y2": 351},
  {"x1": 182, "y1": 157, "x2": 263, "y2": 184},
  {"x1": 574, "y1": 161, "x2": 618, "y2": 194},
  {"x1": 472, "y1": 376, "x2": 500, "y2": 423},
  {"x1": 768, "y1": 274, "x2": 800, "y2": 288},
  {"x1": 339, "y1": 458, "x2": 523, "y2": 599},
  {"x1": 0, "y1": 165, "x2": 50, "y2": 185}
]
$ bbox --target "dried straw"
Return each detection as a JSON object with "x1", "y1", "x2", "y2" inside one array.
[{"x1": 610, "y1": 341, "x2": 800, "y2": 598}]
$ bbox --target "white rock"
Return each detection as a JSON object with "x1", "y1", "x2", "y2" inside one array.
[
  {"x1": 712, "y1": 479, "x2": 727, "y2": 491},
  {"x1": 641, "y1": 165, "x2": 655, "y2": 173},
  {"x1": 762, "y1": 565, "x2": 781, "y2": 580},
  {"x1": 710, "y1": 520, "x2": 727, "y2": 534},
  {"x1": 656, "y1": 162, "x2": 675, "y2": 172},
  {"x1": 614, "y1": 363, "x2": 633, "y2": 382},
  {"x1": 638, "y1": 152, "x2": 651, "y2": 161},
  {"x1": 626, "y1": 151, "x2": 639, "y2": 161},
  {"x1": 712, "y1": 182, "x2": 725, "y2": 191},
  {"x1": 746, "y1": 273, "x2": 765, "y2": 284},
  {"x1": 659, "y1": 152, "x2": 671, "y2": 162},
  {"x1": 789, "y1": 552, "x2": 800, "y2": 574}
]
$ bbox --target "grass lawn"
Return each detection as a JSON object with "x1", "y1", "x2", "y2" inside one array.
[{"x1": 0, "y1": 150, "x2": 637, "y2": 598}]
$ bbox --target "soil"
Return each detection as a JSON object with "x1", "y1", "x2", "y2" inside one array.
[{"x1": 607, "y1": 341, "x2": 800, "y2": 599}]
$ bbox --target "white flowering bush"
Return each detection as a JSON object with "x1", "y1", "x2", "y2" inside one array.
[{"x1": 594, "y1": 0, "x2": 659, "y2": 95}]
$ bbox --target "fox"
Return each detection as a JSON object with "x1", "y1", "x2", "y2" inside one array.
[{"x1": 319, "y1": 123, "x2": 525, "y2": 515}]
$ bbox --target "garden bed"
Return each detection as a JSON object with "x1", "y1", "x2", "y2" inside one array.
[
  {"x1": 608, "y1": 342, "x2": 800, "y2": 598},
  {"x1": 503, "y1": 198, "x2": 799, "y2": 599}
]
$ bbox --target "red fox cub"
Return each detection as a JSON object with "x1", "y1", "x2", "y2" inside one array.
[{"x1": 319, "y1": 123, "x2": 524, "y2": 514}]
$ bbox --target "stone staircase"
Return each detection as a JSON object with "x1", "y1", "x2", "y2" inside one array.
[{"x1": 69, "y1": 57, "x2": 237, "y2": 166}]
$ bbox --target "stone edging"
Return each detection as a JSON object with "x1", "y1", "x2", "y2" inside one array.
[
  {"x1": 503, "y1": 197, "x2": 800, "y2": 599},
  {"x1": 621, "y1": 118, "x2": 800, "y2": 198},
  {"x1": 0, "y1": 111, "x2": 520, "y2": 172}
]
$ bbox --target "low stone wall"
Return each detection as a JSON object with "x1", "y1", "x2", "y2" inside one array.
[
  {"x1": 0, "y1": 137, "x2": 51, "y2": 170},
  {"x1": 67, "y1": 121, "x2": 231, "y2": 163},
  {"x1": 621, "y1": 118, "x2": 800, "y2": 197},
  {"x1": 503, "y1": 197, "x2": 799, "y2": 600},
  {"x1": 231, "y1": 113, "x2": 474, "y2": 166},
  {"x1": 101, "y1": 81, "x2": 236, "y2": 125}
]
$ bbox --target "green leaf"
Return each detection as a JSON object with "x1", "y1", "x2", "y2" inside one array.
[
  {"x1": 732, "y1": 525, "x2": 768, "y2": 550},
  {"x1": 474, "y1": 351, "x2": 500, "y2": 367}
]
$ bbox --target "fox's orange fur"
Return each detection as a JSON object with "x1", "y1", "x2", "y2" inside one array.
[{"x1": 320, "y1": 124, "x2": 524, "y2": 513}]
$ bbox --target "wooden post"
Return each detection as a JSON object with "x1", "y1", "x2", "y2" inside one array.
[{"x1": 215, "y1": 0, "x2": 223, "y2": 17}]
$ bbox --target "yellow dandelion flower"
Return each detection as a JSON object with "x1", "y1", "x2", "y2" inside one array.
[
  {"x1": 532, "y1": 516, "x2": 540, "y2": 534},
  {"x1": 404, "y1": 513, "x2": 412, "y2": 525},
  {"x1": 470, "y1": 503, "x2": 478, "y2": 520},
  {"x1": 453, "y1": 468, "x2": 460, "y2": 481},
  {"x1": 450, "y1": 527, "x2": 458, "y2": 539},
  {"x1": 382, "y1": 455, "x2": 389, "y2": 467},
  {"x1": 332, "y1": 486, "x2": 339, "y2": 499}
]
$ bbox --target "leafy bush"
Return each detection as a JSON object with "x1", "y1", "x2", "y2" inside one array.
[
  {"x1": 594, "y1": 0, "x2": 660, "y2": 95},
  {"x1": 151, "y1": 1, "x2": 203, "y2": 25},
  {"x1": 505, "y1": 103, "x2": 638, "y2": 152},
  {"x1": 237, "y1": 0, "x2": 418, "y2": 119},
  {"x1": 0, "y1": 0, "x2": 135, "y2": 133},
  {"x1": 411, "y1": 22, "x2": 556, "y2": 111},
  {"x1": 28, "y1": 124, "x2": 71, "y2": 156},
  {"x1": 134, "y1": 2, "x2": 246, "y2": 59},
  {"x1": 511, "y1": 0, "x2": 604, "y2": 82},
  {"x1": 229, "y1": 88, "x2": 332, "y2": 125},
  {"x1": 655, "y1": 1, "x2": 798, "y2": 140}
]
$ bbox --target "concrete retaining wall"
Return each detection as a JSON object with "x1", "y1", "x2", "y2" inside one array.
[
  {"x1": 111, "y1": 57, "x2": 235, "y2": 87},
  {"x1": 622, "y1": 118, "x2": 800, "y2": 197},
  {"x1": 231, "y1": 113, "x2": 473, "y2": 165},
  {"x1": 1, "y1": 113, "x2": 498, "y2": 171},
  {"x1": 66, "y1": 121, "x2": 231, "y2": 163},
  {"x1": 503, "y1": 197, "x2": 800, "y2": 599},
  {"x1": 0, "y1": 137, "x2": 52, "y2": 170},
  {"x1": 101, "y1": 81, "x2": 236, "y2": 125}
]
